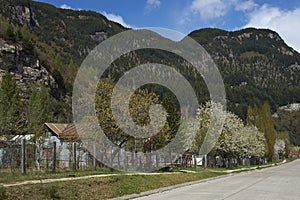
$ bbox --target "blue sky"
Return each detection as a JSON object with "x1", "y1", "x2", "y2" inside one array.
[{"x1": 35, "y1": 0, "x2": 300, "y2": 52}]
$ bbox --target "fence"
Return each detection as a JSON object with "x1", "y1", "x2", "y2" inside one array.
[
  {"x1": 0, "y1": 139, "x2": 96, "y2": 174},
  {"x1": 0, "y1": 139, "x2": 189, "y2": 173},
  {"x1": 0, "y1": 139, "x2": 269, "y2": 174},
  {"x1": 208, "y1": 156, "x2": 268, "y2": 168}
]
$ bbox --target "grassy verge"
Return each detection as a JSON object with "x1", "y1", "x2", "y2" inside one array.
[
  {"x1": 0, "y1": 168, "x2": 122, "y2": 184},
  {"x1": 211, "y1": 158, "x2": 296, "y2": 172},
  {"x1": 1, "y1": 171, "x2": 224, "y2": 200},
  {"x1": 1, "y1": 159, "x2": 296, "y2": 199}
]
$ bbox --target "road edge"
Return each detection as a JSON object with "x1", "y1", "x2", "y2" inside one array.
[{"x1": 110, "y1": 159, "x2": 292, "y2": 200}]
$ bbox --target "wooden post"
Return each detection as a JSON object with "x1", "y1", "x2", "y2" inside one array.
[
  {"x1": 131, "y1": 151, "x2": 134, "y2": 167},
  {"x1": 156, "y1": 153, "x2": 159, "y2": 168},
  {"x1": 181, "y1": 155, "x2": 183, "y2": 167},
  {"x1": 125, "y1": 155, "x2": 128, "y2": 171},
  {"x1": 52, "y1": 141, "x2": 56, "y2": 173},
  {"x1": 117, "y1": 150, "x2": 120, "y2": 168},
  {"x1": 73, "y1": 143, "x2": 77, "y2": 170},
  {"x1": 110, "y1": 146, "x2": 113, "y2": 167},
  {"x1": 21, "y1": 139, "x2": 26, "y2": 175},
  {"x1": 204, "y1": 154, "x2": 207, "y2": 169},
  {"x1": 93, "y1": 144, "x2": 97, "y2": 170},
  {"x1": 139, "y1": 156, "x2": 142, "y2": 169}
]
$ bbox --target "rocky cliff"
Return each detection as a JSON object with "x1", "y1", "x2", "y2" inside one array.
[{"x1": 0, "y1": 38, "x2": 57, "y2": 99}]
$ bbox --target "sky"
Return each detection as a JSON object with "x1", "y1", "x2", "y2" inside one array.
[{"x1": 35, "y1": 0, "x2": 300, "y2": 52}]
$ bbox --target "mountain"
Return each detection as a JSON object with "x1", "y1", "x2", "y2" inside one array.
[
  {"x1": 0, "y1": 0, "x2": 300, "y2": 144},
  {"x1": 189, "y1": 28, "x2": 300, "y2": 117},
  {"x1": 0, "y1": 0, "x2": 127, "y2": 122}
]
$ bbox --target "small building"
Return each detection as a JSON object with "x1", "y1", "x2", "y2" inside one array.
[
  {"x1": 41, "y1": 123, "x2": 89, "y2": 169},
  {"x1": 44, "y1": 123, "x2": 79, "y2": 140}
]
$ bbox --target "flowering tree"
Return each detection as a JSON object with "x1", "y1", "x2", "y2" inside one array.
[
  {"x1": 239, "y1": 125, "x2": 266, "y2": 158},
  {"x1": 192, "y1": 101, "x2": 266, "y2": 159},
  {"x1": 274, "y1": 139, "x2": 286, "y2": 159},
  {"x1": 215, "y1": 111, "x2": 244, "y2": 158}
]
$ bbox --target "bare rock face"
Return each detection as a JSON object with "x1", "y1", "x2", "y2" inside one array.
[
  {"x1": 0, "y1": 39, "x2": 57, "y2": 99},
  {"x1": 279, "y1": 103, "x2": 300, "y2": 112},
  {"x1": 90, "y1": 31, "x2": 107, "y2": 41},
  {"x1": 10, "y1": 5, "x2": 39, "y2": 29}
]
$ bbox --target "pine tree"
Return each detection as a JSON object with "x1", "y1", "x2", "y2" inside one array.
[
  {"x1": 26, "y1": 87, "x2": 52, "y2": 136},
  {"x1": 0, "y1": 72, "x2": 23, "y2": 135}
]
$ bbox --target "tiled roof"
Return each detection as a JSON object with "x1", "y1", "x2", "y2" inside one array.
[{"x1": 44, "y1": 123, "x2": 79, "y2": 140}]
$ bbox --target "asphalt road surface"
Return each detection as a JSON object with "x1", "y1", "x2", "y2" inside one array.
[{"x1": 134, "y1": 159, "x2": 300, "y2": 200}]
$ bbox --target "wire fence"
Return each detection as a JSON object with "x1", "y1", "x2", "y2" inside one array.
[
  {"x1": 0, "y1": 139, "x2": 187, "y2": 173},
  {"x1": 0, "y1": 139, "x2": 269, "y2": 174}
]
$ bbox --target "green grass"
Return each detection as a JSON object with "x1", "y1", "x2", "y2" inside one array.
[
  {"x1": 2, "y1": 171, "x2": 224, "y2": 200},
  {"x1": 0, "y1": 168, "x2": 122, "y2": 184},
  {"x1": 210, "y1": 158, "x2": 293, "y2": 172},
  {"x1": 1, "y1": 159, "x2": 297, "y2": 199}
]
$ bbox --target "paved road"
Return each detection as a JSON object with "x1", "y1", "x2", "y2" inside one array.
[{"x1": 135, "y1": 160, "x2": 300, "y2": 200}]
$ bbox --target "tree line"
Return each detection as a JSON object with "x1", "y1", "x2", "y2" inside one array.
[{"x1": 0, "y1": 74, "x2": 286, "y2": 162}]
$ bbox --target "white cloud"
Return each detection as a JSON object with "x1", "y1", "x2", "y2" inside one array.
[
  {"x1": 188, "y1": 0, "x2": 257, "y2": 21},
  {"x1": 190, "y1": 0, "x2": 227, "y2": 20},
  {"x1": 60, "y1": 4, "x2": 73, "y2": 10},
  {"x1": 147, "y1": 0, "x2": 161, "y2": 8},
  {"x1": 233, "y1": 0, "x2": 257, "y2": 11},
  {"x1": 145, "y1": 0, "x2": 161, "y2": 13},
  {"x1": 101, "y1": 12, "x2": 132, "y2": 28},
  {"x1": 244, "y1": 5, "x2": 300, "y2": 52}
]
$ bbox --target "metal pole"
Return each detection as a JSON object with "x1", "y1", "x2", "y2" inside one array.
[{"x1": 21, "y1": 139, "x2": 26, "y2": 175}]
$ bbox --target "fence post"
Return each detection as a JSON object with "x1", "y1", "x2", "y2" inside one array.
[
  {"x1": 73, "y1": 142, "x2": 77, "y2": 170},
  {"x1": 52, "y1": 141, "x2": 56, "y2": 173},
  {"x1": 21, "y1": 139, "x2": 26, "y2": 175},
  {"x1": 93, "y1": 144, "x2": 97, "y2": 170},
  {"x1": 156, "y1": 153, "x2": 159, "y2": 168},
  {"x1": 117, "y1": 150, "x2": 120, "y2": 168},
  {"x1": 125, "y1": 155, "x2": 128, "y2": 171}
]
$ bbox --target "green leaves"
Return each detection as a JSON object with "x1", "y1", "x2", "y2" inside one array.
[
  {"x1": 0, "y1": 72, "x2": 23, "y2": 135},
  {"x1": 247, "y1": 102, "x2": 276, "y2": 161},
  {"x1": 0, "y1": 72, "x2": 55, "y2": 136},
  {"x1": 26, "y1": 86, "x2": 52, "y2": 136}
]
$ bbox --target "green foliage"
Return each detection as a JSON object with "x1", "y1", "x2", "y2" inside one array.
[
  {"x1": 190, "y1": 27, "x2": 300, "y2": 119},
  {"x1": 26, "y1": 87, "x2": 52, "y2": 136},
  {"x1": 0, "y1": 72, "x2": 23, "y2": 135},
  {"x1": 5, "y1": 25, "x2": 16, "y2": 41},
  {"x1": 247, "y1": 102, "x2": 276, "y2": 161},
  {"x1": 0, "y1": 15, "x2": 10, "y2": 38},
  {"x1": 0, "y1": 0, "x2": 300, "y2": 147},
  {"x1": 93, "y1": 79, "x2": 167, "y2": 151},
  {"x1": 19, "y1": 25, "x2": 34, "y2": 51},
  {"x1": 274, "y1": 110, "x2": 300, "y2": 146},
  {"x1": 43, "y1": 186, "x2": 60, "y2": 199}
]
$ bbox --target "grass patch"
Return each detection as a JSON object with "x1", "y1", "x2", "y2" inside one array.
[
  {"x1": 0, "y1": 168, "x2": 122, "y2": 184},
  {"x1": 4, "y1": 171, "x2": 224, "y2": 199}
]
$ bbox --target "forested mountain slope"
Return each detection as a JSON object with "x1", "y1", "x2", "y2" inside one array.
[{"x1": 0, "y1": 0, "x2": 299, "y2": 144}]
